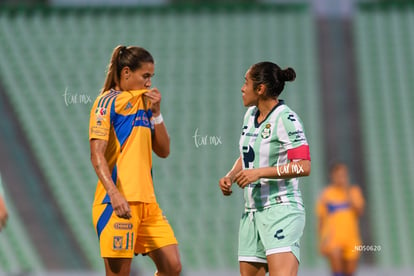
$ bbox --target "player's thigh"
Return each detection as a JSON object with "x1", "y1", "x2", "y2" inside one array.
[
  {"x1": 148, "y1": 244, "x2": 181, "y2": 274},
  {"x1": 327, "y1": 249, "x2": 344, "y2": 272},
  {"x1": 339, "y1": 239, "x2": 360, "y2": 274},
  {"x1": 134, "y1": 203, "x2": 178, "y2": 255},
  {"x1": 104, "y1": 258, "x2": 132, "y2": 276},
  {"x1": 267, "y1": 252, "x2": 298, "y2": 276},
  {"x1": 239, "y1": 261, "x2": 267, "y2": 276},
  {"x1": 257, "y1": 205, "x2": 305, "y2": 263},
  {"x1": 343, "y1": 257, "x2": 359, "y2": 275}
]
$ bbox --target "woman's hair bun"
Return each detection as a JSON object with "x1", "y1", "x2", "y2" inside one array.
[{"x1": 279, "y1": 67, "x2": 296, "y2": 82}]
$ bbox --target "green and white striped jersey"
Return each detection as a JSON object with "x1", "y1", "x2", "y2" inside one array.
[{"x1": 239, "y1": 101, "x2": 309, "y2": 211}]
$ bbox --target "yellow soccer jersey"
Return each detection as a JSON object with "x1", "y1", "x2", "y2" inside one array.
[{"x1": 89, "y1": 89, "x2": 156, "y2": 205}]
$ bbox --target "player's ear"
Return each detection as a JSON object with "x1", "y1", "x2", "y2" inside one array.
[
  {"x1": 121, "y1": 66, "x2": 131, "y2": 80},
  {"x1": 256, "y1": 84, "x2": 265, "y2": 96}
]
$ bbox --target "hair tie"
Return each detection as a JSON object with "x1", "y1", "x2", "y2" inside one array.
[{"x1": 119, "y1": 46, "x2": 127, "y2": 56}]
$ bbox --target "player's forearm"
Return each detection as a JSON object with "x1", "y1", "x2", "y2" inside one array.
[
  {"x1": 350, "y1": 201, "x2": 364, "y2": 216},
  {"x1": 152, "y1": 122, "x2": 170, "y2": 158},
  {"x1": 256, "y1": 160, "x2": 311, "y2": 179},
  {"x1": 226, "y1": 157, "x2": 243, "y2": 181},
  {"x1": 91, "y1": 152, "x2": 118, "y2": 195},
  {"x1": 347, "y1": 188, "x2": 365, "y2": 216}
]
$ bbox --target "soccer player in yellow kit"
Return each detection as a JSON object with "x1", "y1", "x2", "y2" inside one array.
[
  {"x1": 89, "y1": 45, "x2": 181, "y2": 276},
  {"x1": 316, "y1": 163, "x2": 365, "y2": 276}
]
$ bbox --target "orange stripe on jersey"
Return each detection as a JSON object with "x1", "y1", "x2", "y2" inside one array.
[{"x1": 89, "y1": 89, "x2": 156, "y2": 204}]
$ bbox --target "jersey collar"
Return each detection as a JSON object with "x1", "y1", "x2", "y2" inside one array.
[{"x1": 254, "y1": 99, "x2": 285, "y2": 128}]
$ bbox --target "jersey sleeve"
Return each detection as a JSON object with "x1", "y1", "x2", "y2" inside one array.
[
  {"x1": 277, "y1": 110, "x2": 311, "y2": 160},
  {"x1": 89, "y1": 94, "x2": 116, "y2": 141}
]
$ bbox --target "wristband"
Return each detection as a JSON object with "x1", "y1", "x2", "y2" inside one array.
[{"x1": 153, "y1": 114, "x2": 164, "y2": 125}]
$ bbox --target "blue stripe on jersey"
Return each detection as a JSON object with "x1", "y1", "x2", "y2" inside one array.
[
  {"x1": 133, "y1": 110, "x2": 152, "y2": 128},
  {"x1": 97, "y1": 94, "x2": 105, "y2": 107},
  {"x1": 113, "y1": 114, "x2": 135, "y2": 147},
  {"x1": 327, "y1": 202, "x2": 350, "y2": 213},
  {"x1": 97, "y1": 90, "x2": 118, "y2": 107},
  {"x1": 96, "y1": 204, "x2": 113, "y2": 239},
  {"x1": 112, "y1": 109, "x2": 152, "y2": 148},
  {"x1": 102, "y1": 94, "x2": 117, "y2": 109},
  {"x1": 102, "y1": 164, "x2": 118, "y2": 204},
  {"x1": 146, "y1": 109, "x2": 153, "y2": 120}
]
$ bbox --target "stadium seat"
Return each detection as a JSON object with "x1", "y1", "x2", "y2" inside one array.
[
  {"x1": 0, "y1": 176, "x2": 44, "y2": 273},
  {"x1": 355, "y1": 2, "x2": 414, "y2": 267}
]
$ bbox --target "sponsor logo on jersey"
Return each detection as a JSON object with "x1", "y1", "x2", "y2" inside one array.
[
  {"x1": 261, "y1": 123, "x2": 271, "y2": 139},
  {"x1": 288, "y1": 130, "x2": 305, "y2": 142},
  {"x1": 91, "y1": 126, "x2": 108, "y2": 137},
  {"x1": 287, "y1": 114, "x2": 296, "y2": 122},
  {"x1": 124, "y1": 102, "x2": 133, "y2": 110},
  {"x1": 288, "y1": 130, "x2": 303, "y2": 136},
  {"x1": 114, "y1": 223, "x2": 133, "y2": 230},
  {"x1": 113, "y1": 236, "x2": 123, "y2": 250},
  {"x1": 132, "y1": 110, "x2": 151, "y2": 127},
  {"x1": 275, "y1": 196, "x2": 283, "y2": 204}
]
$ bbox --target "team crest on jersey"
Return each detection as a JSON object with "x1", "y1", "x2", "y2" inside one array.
[
  {"x1": 95, "y1": 107, "x2": 107, "y2": 122},
  {"x1": 113, "y1": 236, "x2": 123, "y2": 250},
  {"x1": 261, "y1": 123, "x2": 272, "y2": 139},
  {"x1": 95, "y1": 107, "x2": 107, "y2": 116}
]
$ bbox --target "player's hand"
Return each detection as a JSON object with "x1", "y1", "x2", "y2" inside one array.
[
  {"x1": 108, "y1": 189, "x2": 131, "y2": 219},
  {"x1": 235, "y1": 169, "x2": 260, "y2": 188},
  {"x1": 219, "y1": 176, "x2": 233, "y2": 196},
  {"x1": 144, "y1": 88, "x2": 162, "y2": 116},
  {"x1": 0, "y1": 196, "x2": 8, "y2": 231}
]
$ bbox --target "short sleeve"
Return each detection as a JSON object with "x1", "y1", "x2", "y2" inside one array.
[
  {"x1": 316, "y1": 192, "x2": 328, "y2": 219},
  {"x1": 277, "y1": 110, "x2": 310, "y2": 160},
  {"x1": 89, "y1": 94, "x2": 116, "y2": 141}
]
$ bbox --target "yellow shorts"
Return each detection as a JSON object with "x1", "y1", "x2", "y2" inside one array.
[{"x1": 92, "y1": 202, "x2": 178, "y2": 258}]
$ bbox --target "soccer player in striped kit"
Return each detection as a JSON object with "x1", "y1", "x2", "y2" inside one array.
[{"x1": 219, "y1": 62, "x2": 311, "y2": 276}]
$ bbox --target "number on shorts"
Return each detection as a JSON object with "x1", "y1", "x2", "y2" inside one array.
[{"x1": 125, "y1": 232, "x2": 134, "y2": 250}]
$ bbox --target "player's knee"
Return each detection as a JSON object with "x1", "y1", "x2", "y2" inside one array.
[
  {"x1": 170, "y1": 259, "x2": 182, "y2": 275},
  {"x1": 105, "y1": 258, "x2": 131, "y2": 276},
  {"x1": 157, "y1": 259, "x2": 181, "y2": 276},
  {"x1": 167, "y1": 259, "x2": 182, "y2": 275}
]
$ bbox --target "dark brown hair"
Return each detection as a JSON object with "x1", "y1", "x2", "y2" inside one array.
[
  {"x1": 101, "y1": 45, "x2": 154, "y2": 93},
  {"x1": 249, "y1": 61, "x2": 296, "y2": 98},
  {"x1": 329, "y1": 162, "x2": 348, "y2": 173}
]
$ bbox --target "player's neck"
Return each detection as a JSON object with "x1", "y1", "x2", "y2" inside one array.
[{"x1": 257, "y1": 98, "x2": 279, "y2": 119}]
